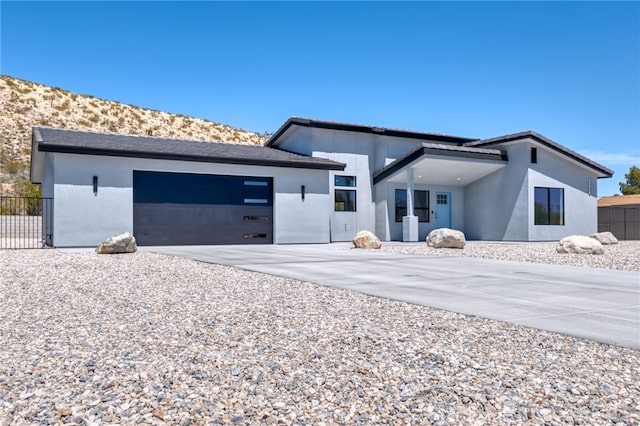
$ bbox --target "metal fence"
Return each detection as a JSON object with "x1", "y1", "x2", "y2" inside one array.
[
  {"x1": 598, "y1": 205, "x2": 640, "y2": 241},
  {"x1": 0, "y1": 196, "x2": 53, "y2": 249}
]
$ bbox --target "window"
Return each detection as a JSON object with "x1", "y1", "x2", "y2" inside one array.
[
  {"x1": 395, "y1": 189, "x2": 429, "y2": 222},
  {"x1": 335, "y1": 189, "x2": 356, "y2": 211},
  {"x1": 335, "y1": 175, "x2": 356, "y2": 187},
  {"x1": 531, "y1": 147, "x2": 537, "y2": 164},
  {"x1": 334, "y1": 175, "x2": 357, "y2": 211},
  {"x1": 534, "y1": 187, "x2": 564, "y2": 225},
  {"x1": 244, "y1": 216, "x2": 269, "y2": 221},
  {"x1": 244, "y1": 180, "x2": 268, "y2": 187},
  {"x1": 244, "y1": 233, "x2": 268, "y2": 239}
]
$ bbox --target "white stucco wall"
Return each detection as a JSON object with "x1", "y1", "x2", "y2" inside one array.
[
  {"x1": 279, "y1": 127, "x2": 377, "y2": 240},
  {"x1": 464, "y1": 140, "x2": 599, "y2": 241},
  {"x1": 527, "y1": 145, "x2": 599, "y2": 240},
  {"x1": 464, "y1": 143, "x2": 531, "y2": 241},
  {"x1": 270, "y1": 128, "x2": 603, "y2": 242},
  {"x1": 50, "y1": 153, "x2": 331, "y2": 247},
  {"x1": 273, "y1": 127, "x2": 442, "y2": 241}
]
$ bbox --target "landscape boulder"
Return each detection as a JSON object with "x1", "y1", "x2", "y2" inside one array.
[
  {"x1": 352, "y1": 230, "x2": 382, "y2": 249},
  {"x1": 556, "y1": 235, "x2": 604, "y2": 255},
  {"x1": 589, "y1": 231, "x2": 619, "y2": 245},
  {"x1": 96, "y1": 232, "x2": 138, "y2": 254},
  {"x1": 427, "y1": 228, "x2": 466, "y2": 249}
]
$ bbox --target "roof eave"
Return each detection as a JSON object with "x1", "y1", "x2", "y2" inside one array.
[
  {"x1": 30, "y1": 128, "x2": 45, "y2": 184},
  {"x1": 372, "y1": 145, "x2": 507, "y2": 185},
  {"x1": 37, "y1": 144, "x2": 346, "y2": 171},
  {"x1": 266, "y1": 117, "x2": 478, "y2": 147},
  {"x1": 466, "y1": 132, "x2": 613, "y2": 178}
]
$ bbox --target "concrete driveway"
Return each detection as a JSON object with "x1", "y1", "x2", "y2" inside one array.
[{"x1": 145, "y1": 243, "x2": 640, "y2": 349}]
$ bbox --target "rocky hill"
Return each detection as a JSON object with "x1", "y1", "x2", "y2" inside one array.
[{"x1": 0, "y1": 75, "x2": 266, "y2": 193}]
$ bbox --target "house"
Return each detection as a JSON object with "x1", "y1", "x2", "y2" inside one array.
[
  {"x1": 597, "y1": 194, "x2": 640, "y2": 240},
  {"x1": 29, "y1": 118, "x2": 613, "y2": 247}
]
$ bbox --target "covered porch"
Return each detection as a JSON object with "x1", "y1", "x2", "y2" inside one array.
[{"x1": 373, "y1": 143, "x2": 508, "y2": 241}]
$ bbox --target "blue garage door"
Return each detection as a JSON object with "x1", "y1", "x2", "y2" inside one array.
[{"x1": 133, "y1": 171, "x2": 273, "y2": 245}]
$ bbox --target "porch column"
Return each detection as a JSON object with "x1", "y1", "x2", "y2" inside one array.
[
  {"x1": 402, "y1": 168, "x2": 419, "y2": 242},
  {"x1": 406, "y1": 168, "x2": 414, "y2": 215}
]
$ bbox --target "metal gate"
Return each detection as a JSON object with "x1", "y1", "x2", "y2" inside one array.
[{"x1": 0, "y1": 196, "x2": 53, "y2": 249}]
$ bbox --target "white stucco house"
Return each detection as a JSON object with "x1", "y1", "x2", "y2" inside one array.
[{"x1": 30, "y1": 117, "x2": 613, "y2": 247}]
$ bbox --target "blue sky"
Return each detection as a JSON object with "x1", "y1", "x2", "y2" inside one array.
[{"x1": 1, "y1": 1, "x2": 638, "y2": 196}]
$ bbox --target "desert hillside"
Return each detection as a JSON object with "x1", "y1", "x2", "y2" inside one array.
[{"x1": 0, "y1": 75, "x2": 266, "y2": 192}]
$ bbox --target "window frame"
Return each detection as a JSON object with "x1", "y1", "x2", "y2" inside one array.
[
  {"x1": 335, "y1": 189, "x2": 356, "y2": 212},
  {"x1": 395, "y1": 189, "x2": 430, "y2": 222},
  {"x1": 334, "y1": 175, "x2": 357, "y2": 212},
  {"x1": 334, "y1": 175, "x2": 356, "y2": 187},
  {"x1": 534, "y1": 187, "x2": 564, "y2": 225}
]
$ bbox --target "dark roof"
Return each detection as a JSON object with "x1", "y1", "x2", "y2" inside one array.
[
  {"x1": 265, "y1": 117, "x2": 478, "y2": 147},
  {"x1": 266, "y1": 118, "x2": 613, "y2": 179},
  {"x1": 465, "y1": 131, "x2": 613, "y2": 178},
  {"x1": 32, "y1": 127, "x2": 345, "y2": 171},
  {"x1": 373, "y1": 143, "x2": 507, "y2": 184}
]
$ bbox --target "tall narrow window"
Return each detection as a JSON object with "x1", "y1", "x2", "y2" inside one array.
[
  {"x1": 395, "y1": 189, "x2": 429, "y2": 222},
  {"x1": 335, "y1": 175, "x2": 357, "y2": 212},
  {"x1": 534, "y1": 187, "x2": 564, "y2": 225},
  {"x1": 531, "y1": 147, "x2": 537, "y2": 164}
]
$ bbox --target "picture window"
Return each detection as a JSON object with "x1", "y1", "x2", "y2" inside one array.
[
  {"x1": 395, "y1": 189, "x2": 429, "y2": 222},
  {"x1": 534, "y1": 187, "x2": 564, "y2": 225}
]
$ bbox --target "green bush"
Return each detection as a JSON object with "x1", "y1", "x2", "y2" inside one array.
[{"x1": 16, "y1": 181, "x2": 43, "y2": 215}]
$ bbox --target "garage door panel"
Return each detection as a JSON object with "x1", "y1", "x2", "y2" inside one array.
[{"x1": 133, "y1": 171, "x2": 273, "y2": 246}]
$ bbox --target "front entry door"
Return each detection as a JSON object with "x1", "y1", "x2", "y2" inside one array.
[{"x1": 435, "y1": 192, "x2": 451, "y2": 228}]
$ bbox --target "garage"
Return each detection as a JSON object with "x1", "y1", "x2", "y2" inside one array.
[
  {"x1": 30, "y1": 127, "x2": 345, "y2": 247},
  {"x1": 133, "y1": 171, "x2": 273, "y2": 245}
]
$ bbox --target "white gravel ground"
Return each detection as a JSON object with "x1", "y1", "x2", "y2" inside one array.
[
  {"x1": 381, "y1": 240, "x2": 640, "y2": 272},
  {"x1": 1, "y1": 249, "x2": 639, "y2": 425}
]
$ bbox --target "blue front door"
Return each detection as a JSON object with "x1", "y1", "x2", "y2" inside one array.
[{"x1": 435, "y1": 192, "x2": 451, "y2": 228}]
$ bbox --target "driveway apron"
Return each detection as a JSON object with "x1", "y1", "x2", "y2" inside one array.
[{"x1": 145, "y1": 244, "x2": 640, "y2": 349}]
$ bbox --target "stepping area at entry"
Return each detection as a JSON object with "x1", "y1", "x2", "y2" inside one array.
[{"x1": 145, "y1": 243, "x2": 640, "y2": 349}]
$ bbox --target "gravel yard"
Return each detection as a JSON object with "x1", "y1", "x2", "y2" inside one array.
[
  {"x1": 381, "y1": 240, "x2": 640, "y2": 272},
  {"x1": 1, "y1": 249, "x2": 639, "y2": 425}
]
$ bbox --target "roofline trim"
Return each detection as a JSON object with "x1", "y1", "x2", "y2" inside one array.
[
  {"x1": 465, "y1": 131, "x2": 613, "y2": 178},
  {"x1": 266, "y1": 117, "x2": 478, "y2": 147},
  {"x1": 37, "y1": 144, "x2": 346, "y2": 171},
  {"x1": 30, "y1": 129, "x2": 44, "y2": 183},
  {"x1": 372, "y1": 145, "x2": 508, "y2": 185}
]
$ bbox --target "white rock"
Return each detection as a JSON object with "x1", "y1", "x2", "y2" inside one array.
[
  {"x1": 426, "y1": 228, "x2": 466, "y2": 249},
  {"x1": 352, "y1": 230, "x2": 382, "y2": 249},
  {"x1": 590, "y1": 231, "x2": 619, "y2": 245},
  {"x1": 556, "y1": 235, "x2": 604, "y2": 255},
  {"x1": 96, "y1": 232, "x2": 137, "y2": 254}
]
